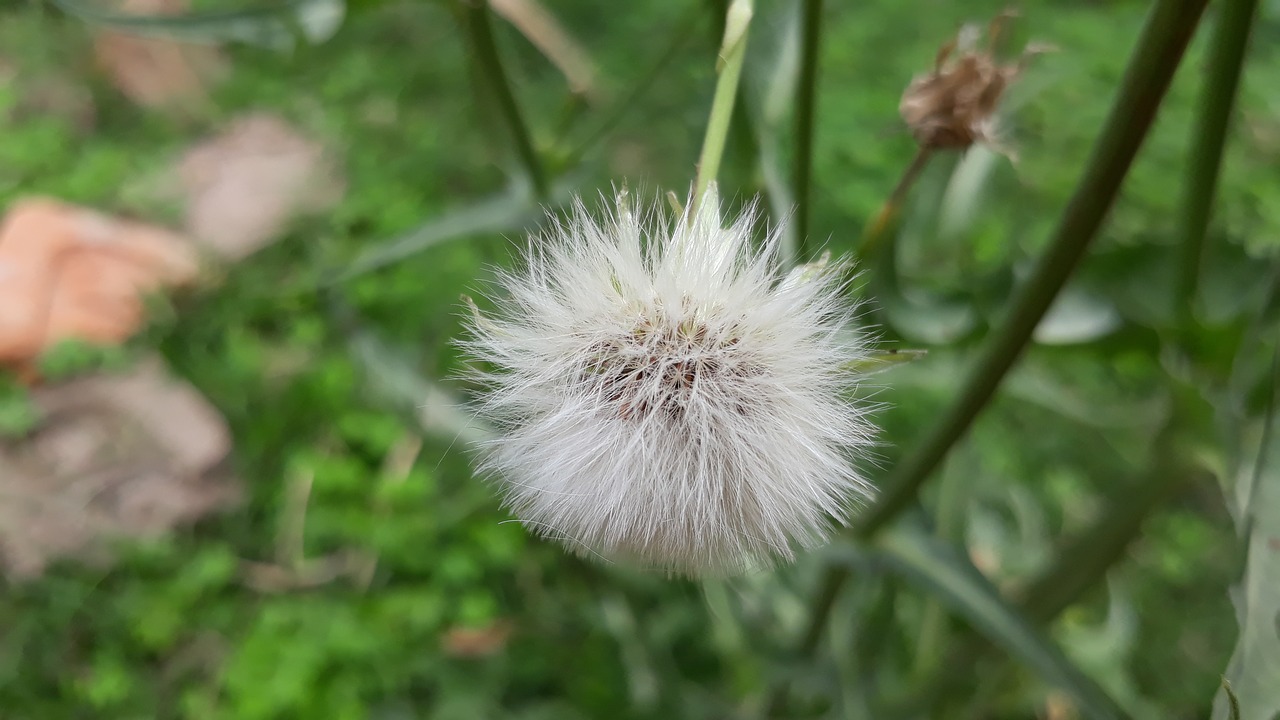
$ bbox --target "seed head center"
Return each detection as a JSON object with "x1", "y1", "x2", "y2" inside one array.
[{"x1": 577, "y1": 310, "x2": 754, "y2": 420}]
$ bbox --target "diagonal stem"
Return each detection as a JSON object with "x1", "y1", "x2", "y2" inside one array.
[
  {"x1": 1175, "y1": 0, "x2": 1261, "y2": 322},
  {"x1": 792, "y1": 0, "x2": 824, "y2": 262},
  {"x1": 464, "y1": 0, "x2": 549, "y2": 200}
]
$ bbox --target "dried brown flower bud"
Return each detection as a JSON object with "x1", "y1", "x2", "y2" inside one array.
[{"x1": 899, "y1": 12, "x2": 1048, "y2": 152}]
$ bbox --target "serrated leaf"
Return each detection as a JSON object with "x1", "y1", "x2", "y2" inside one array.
[{"x1": 870, "y1": 523, "x2": 1126, "y2": 720}]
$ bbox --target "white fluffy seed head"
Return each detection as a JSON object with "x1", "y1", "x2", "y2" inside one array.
[{"x1": 461, "y1": 188, "x2": 876, "y2": 576}]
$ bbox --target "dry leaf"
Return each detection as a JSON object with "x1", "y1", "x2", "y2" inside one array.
[
  {"x1": 0, "y1": 198, "x2": 200, "y2": 367},
  {"x1": 178, "y1": 113, "x2": 345, "y2": 261},
  {"x1": 92, "y1": 0, "x2": 228, "y2": 112},
  {"x1": 0, "y1": 357, "x2": 239, "y2": 579},
  {"x1": 442, "y1": 620, "x2": 515, "y2": 658}
]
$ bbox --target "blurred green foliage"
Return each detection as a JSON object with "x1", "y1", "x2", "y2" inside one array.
[{"x1": 0, "y1": 0, "x2": 1277, "y2": 718}]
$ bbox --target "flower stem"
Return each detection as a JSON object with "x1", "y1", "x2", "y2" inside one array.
[
  {"x1": 855, "y1": 146, "x2": 933, "y2": 266},
  {"x1": 1175, "y1": 0, "x2": 1260, "y2": 323},
  {"x1": 464, "y1": 0, "x2": 549, "y2": 200},
  {"x1": 792, "y1": 0, "x2": 824, "y2": 261},
  {"x1": 690, "y1": 0, "x2": 753, "y2": 218}
]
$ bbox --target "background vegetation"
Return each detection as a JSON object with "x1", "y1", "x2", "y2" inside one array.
[{"x1": 0, "y1": 0, "x2": 1277, "y2": 718}]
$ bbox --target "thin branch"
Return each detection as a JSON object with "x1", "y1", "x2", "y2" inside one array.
[
  {"x1": 855, "y1": 146, "x2": 933, "y2": 266},
  {"x1": 464, "y1": 0, "x2": 549, "y2": 200},
  {"x1": 1175, "y1": 0, "x2": 1261, "y2": 322},
  {"x1": 560, "y1": 4, "x2": 701, "y2": 168},
  {"x1": 792, "y1": 0, "x2": 824, "y2": 261}
]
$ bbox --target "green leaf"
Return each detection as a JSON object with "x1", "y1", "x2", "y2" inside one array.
[
  {"x1": 937, "y1": 145, "x2": 1001, "y2": 244},
  {"x1": 342, "y1": 322, "x2": 492, "y2": 445},
  {"x1": 50, "y1": 0, "x2": 345, "y2": 49},
  {"x1": 871, "y1": 523, "x2": 1127, "y2": 720},
  {"x1": 882, "y1": 289, "x2": 981, "y2": 345},
  {"x1": 844, "y1": 348, "x2": 929, "y2": 377},
  {"x1": 1032, "y1": 287, "x2": 1123, "y2": 345},
  {"x1": 742, "y1": 0, "x2": 799, "y2": 262},
  {"x1": 335, "y1": 186, "x2": 542, "y2": 282},
  {"x1": 1215, "y1": 348, "x2": 1280, "y2": 720}
]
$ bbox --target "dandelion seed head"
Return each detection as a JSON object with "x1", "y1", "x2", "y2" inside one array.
[{"x1": 462, "y1": 188, "x2": 876, "y2": 576}]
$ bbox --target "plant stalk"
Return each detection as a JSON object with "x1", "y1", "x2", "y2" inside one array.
[
  {"x1": 1175, "y1": 0, "x2": 1260, "y2": 323},
  {"x1": 792, "y1": 0, "x2": 824, "y2": 261},
  {"x1": 561, "y1": 3, "x2": 701, "y2": 168},
  {"x1": 691, "y1": 0, "x2": 753, "y2": 218},
  {"x1": 856, "y1": 146, "x2": 933, "y2": 266},
  {"x1": 465, "y1": 0, "x2": 549, "y2": 200}
]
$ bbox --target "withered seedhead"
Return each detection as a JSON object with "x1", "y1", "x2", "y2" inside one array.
[{"x1": 899, "y1": 11, "x2": 1051, "y2": 153}]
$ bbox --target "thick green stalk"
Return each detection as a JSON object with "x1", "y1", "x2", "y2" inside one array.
[
  {"x1": 464, "y1": 0, "x2": 549, "y2": 200},
  {"x1": 1175, "y1": 0, "x2": 1260, "y2": 321},
  {"x1": 772, "y1": 2, "x2": 1209, "y2": 714},
  {"x1": 691, "y1": 0, "x2": 753, "y2": 217},
  {"x1": 857, "y1": 0, "x2": 1209, "y2": 538},
  {"x1": 792, "y1": 0, "x2": 824, "y2": 261}
]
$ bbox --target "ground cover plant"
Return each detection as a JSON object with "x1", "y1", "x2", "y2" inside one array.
[{"x1": 0, "y1": 0, "x2": 1278, "y2": 718}]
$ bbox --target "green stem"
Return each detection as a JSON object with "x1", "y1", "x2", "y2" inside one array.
[
  {"x1": 855, "y1": 146, "x2": 933, "y2": 267},
  {"x1": 691, "y1": 0, "x2": 753, "y2": 218},
  {"x1": 913, "y1": 454, "x2": 971, "y2": 678},
  {"x1": 857, "y1": 0, "x2": 1209, "y2": 539},
  {"x1": 464, "y1": 0, "x2": 549, "y2": 200},
  {"x1": 792, "y1": 0, "x2": 824, "y2": 261},
  {"x1": 1175, "y1": 0, "x2": 1260, "y2": 323},
  {"x1": 560, "y1": 3, "x2": 701, "y2": 169}
]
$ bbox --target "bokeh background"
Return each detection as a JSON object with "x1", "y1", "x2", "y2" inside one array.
[{"x1": 1, "y1": 0, "x2": 1277, "y2": 718}]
